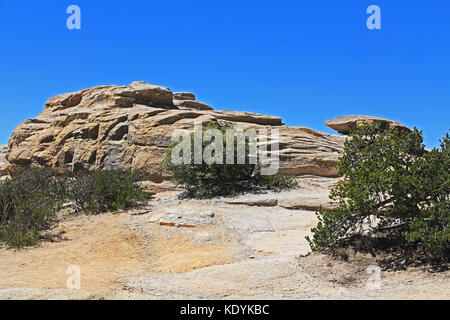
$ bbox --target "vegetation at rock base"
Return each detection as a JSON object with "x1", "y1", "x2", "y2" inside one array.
[
  {"x1": 307, "y1": 124, "x2": 449, "y2": 265},
  {"x1": 0, "y1": 168, "x2": 67, "y2": 247},
  {"x1": 0, "y1": 168, "x2": 148, "y2": 248},
  {"x1": 164, "y1": 123, "x2": 297, "y2": 198},
  {"x1": 69, "y1": 169, "x2": 148, "y2": 214},
  {"x1": 256, "y1": 171, "x2": 298, "y2": 191}
]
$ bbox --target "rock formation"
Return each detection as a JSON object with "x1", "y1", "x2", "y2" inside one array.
[
  {"x1": 326, "y1": 115, "x2": 411, "y2": 135},
  {"x1": 3, "y1": 81, "x2": 347, "y2": 190},
  {"x1": 0, "y1": 145, "x2": 7, "y2": 177}
]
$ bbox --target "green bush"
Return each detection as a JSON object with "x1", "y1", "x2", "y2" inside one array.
[
  {"x1": 0, "y1": 168, "x2": 148, "y2": 248},
  {"x1": 70, "y1": 169, "x2": 149, "y2": 214},
  {"x1": 164, "y1": 123, "x2": 297, "y2": 198},
  {"x1": 307, "y1": 124, "x2": 449, "y2": 264},
  {"x1": 0, "y1": 168, "x2": 68, "y2": 247},
  {"x1": 402, "y1": 133, "x2": 450, "y2": 261},
  {"x1": 255, "y1": 171, "x2": 298, "y2": 191}
]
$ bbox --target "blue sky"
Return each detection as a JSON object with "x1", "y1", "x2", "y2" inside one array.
[{"x1": 0, "y1": 0, "x2": 449, "y2": 147}]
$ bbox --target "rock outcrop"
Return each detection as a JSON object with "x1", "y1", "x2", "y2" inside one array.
[
  {"x1": 326, "y1": 115, "x2": 411, "y2": 135},
  {"x1": 0, "y1": 145, "x2": 7, "y2": 176},
  {"x1": 3, "y1": 81, "x2": 346, "y2": 190},
  {"x1": 173, "y1": 91, "x2": 213, "y2": 110}
]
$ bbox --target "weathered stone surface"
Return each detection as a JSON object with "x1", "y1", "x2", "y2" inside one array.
[
  {"x1": 225, "y1": 199, "x2": 278, "y2": 207},
  {"x1": 216, "y1": 177, "x2": 338, "y2": 211},
  {"x1": 277, "y1": 127, "x2": 346, "y2": 176},
  {"x1": 0, "y1": 145, "x2": 7, "y2": 176},
  {"x1": 173, "y1": 92, "x2": 196, "y2": 101},
  {"x1": 173, "y1": 99, "x2": 213, "y2": 110},
  {"x1": 3, "y1": 81, "x2": 347, "y2": 190},
  {"x1": 326, "y1": 115, "x2": 411, "y2": 135}
]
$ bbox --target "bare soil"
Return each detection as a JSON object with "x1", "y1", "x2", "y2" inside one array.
[{"x1": 0, "y1": 178, "x2": 448, "y2": 300}]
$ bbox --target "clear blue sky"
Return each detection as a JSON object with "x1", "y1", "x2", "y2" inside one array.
[{"x1": 0, "y1": 0, "x2": 449, "y2": 147}]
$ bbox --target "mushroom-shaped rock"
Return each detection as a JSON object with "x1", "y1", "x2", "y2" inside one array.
[{"x1": 325, "y1": 115, "x2": 411, "y2": 135}]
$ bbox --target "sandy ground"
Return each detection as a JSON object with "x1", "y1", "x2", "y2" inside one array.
[
  {"x1": 0, "y1": 213, "x2": 147, "y2": 293},
  {"x1": 0, "y1": 177, "x2": 448, "y2": 300}
]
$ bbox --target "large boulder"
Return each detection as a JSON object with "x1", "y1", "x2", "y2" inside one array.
[
  {"x1": 3, "y1": 81, "x2": 346, "y2": 190},
  {"x1": 325, "y1": 115, "x2": 411, "y2": 135}
]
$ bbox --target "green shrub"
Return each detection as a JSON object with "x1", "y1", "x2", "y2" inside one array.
[
  {"x1": 70, "y1": 169, "x2": 148, "y2": 214},
  {"x1": 0, "y1": 168, "x2": 148, "y2": 248},
  {"x1": 0, "y1": 168, "x2": 68, "y2": 247},
  {"x1": 255, "y1": 171, "x2": 298, "y2": 191},
  {"x1": 402, "y1": 133, "x2": 450, "y2": 262},
  {"x1": 306, "y1": 124, "x2": 449, "y2": 264},
  {"x1": 164, "y1": 123, "x2": 297, "y2": 198}
]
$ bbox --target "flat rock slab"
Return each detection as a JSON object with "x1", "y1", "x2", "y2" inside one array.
[
  {"x1": 279, "y1": 199, "x2": 334, "y2": 211},
  {"x1": 148, "y1": 207, "x2": 216, "y2": 226},
  {"x1": 117, "y1": 192, "x2": 321, "y2": 299},
  {"x1": 225, "y1": 213, "x2": 276, "y2": 233},
  {"x1": 326, "y1": 115, "x2": 411, "y2": 135},
  {"x1": 173, "y1": 92, "x2": 196, "y2": 101},
  {"x1": 224, "y1": 199, "x2": 278, "y2": 207},
  {"x1": 121, "y1": 257, "x2": 306, "y2": 300},
  {"x1": 245, "y1": 230, "x2": 313, "y2": 257},
  {"x1": 218, "y1": 177, "x2": 338, "y2": 211}
]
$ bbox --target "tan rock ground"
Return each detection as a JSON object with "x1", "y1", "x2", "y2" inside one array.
[{"x1": 0, "y1": 177, "x2": 448, "y2": 300}]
